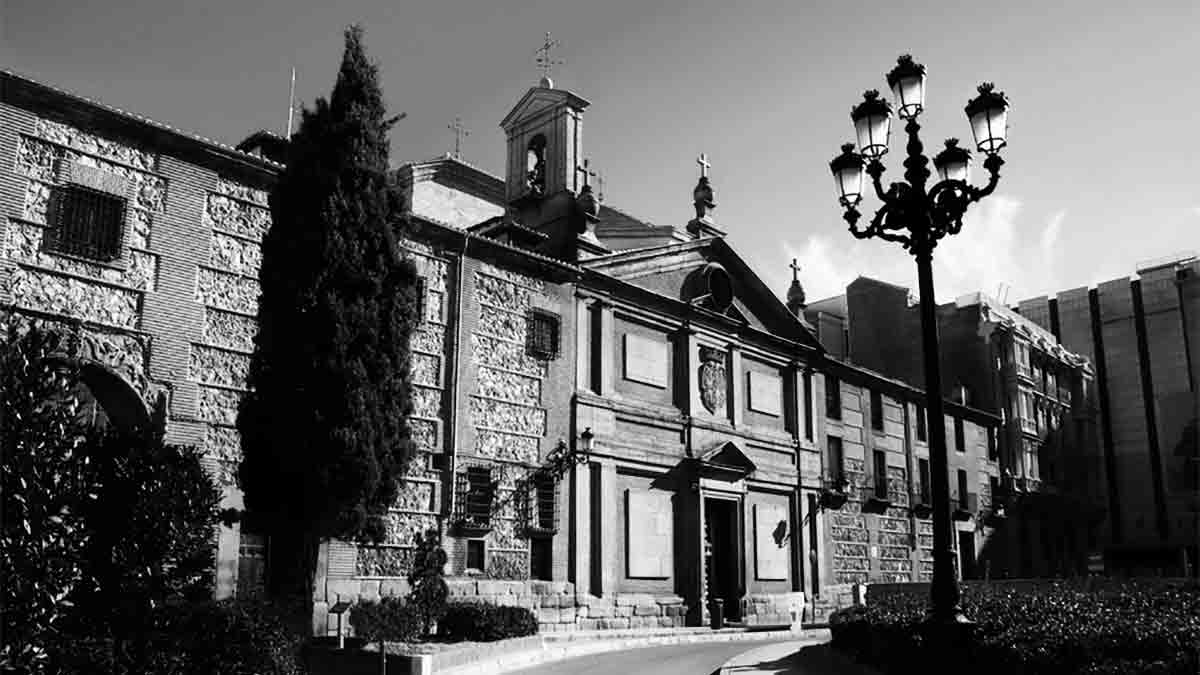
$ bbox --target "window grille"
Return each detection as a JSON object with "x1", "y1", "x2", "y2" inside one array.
[
  {"x1": 455, "y1": 466, "x2": 494, "y2": 531},
  {"x1": 526, "y1": 308, "x2": 561, "y2": 360},
  {"x1": 523, "y1": 475, "x2": 559, "y2": 536},
  {"x1": 49, "y1": 184, "x2": 126, "y2": 262}
]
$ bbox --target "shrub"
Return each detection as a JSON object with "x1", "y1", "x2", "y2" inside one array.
[
  {"x1": 831, "y1": 580, "x2": 1200, "y2": 675},
  {"x1": 348, "y1": 597, "x2": 422, "y2": 643},
  {"x1": 0, "y1": 319, "x2": 96, "y2": 674},
  {"x1": 406, "y1": 529, "x2": 448, "y2": 636},
  {"x1": 55, "y1": 600, "x2": 305, "y2": 675},
  {"x1": 437, "y1": 603, "x2": 538, "y2": 643}
]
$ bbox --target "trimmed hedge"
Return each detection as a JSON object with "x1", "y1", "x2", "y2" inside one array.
[
  {"x1": 348, "y1": 597, "x2": 423, "y2": 643},
  {"x1": 830, "y1": 579, "x2": 1200, "y2": 675},
  {"x1": 437, "y1": 603, "x2": 539, "y2": 643}
]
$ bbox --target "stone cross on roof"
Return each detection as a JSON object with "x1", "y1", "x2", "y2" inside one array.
[
  {"x1": 448, "y1": 116, "x2": 469, "y2": 160},
  {"x1": 790, "y1": 258, "x2": 802, "y2": 281},
  {"x1": 576, "y1": 157, "x2": 596, "y2": 189},
  {"x1": 535, "y1": 32, "x2": 564, "y2": 82},
  {"x1": 697, "y1": 153, "x2": 711, "y2": 178}
]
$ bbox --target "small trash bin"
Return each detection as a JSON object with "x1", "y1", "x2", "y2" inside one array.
[{"x1": 709, "y1": 599, "x2": 724, "y2": 629}]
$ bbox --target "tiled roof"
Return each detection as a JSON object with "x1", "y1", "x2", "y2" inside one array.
[{"x1": 1, "y1": 68, "x2": 283, "y2": 171}]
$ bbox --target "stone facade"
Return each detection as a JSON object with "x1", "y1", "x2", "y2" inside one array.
[{"x1": 4, "y1": 70, "x2": 1013, "y2": 640}]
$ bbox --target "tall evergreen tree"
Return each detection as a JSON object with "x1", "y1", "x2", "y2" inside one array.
[{"x1": 238, "y1": 25, "x2": 419, "y2": 605}]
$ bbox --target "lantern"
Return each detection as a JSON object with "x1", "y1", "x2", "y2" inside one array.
[
  {"x1": 829, "y1": 143, "x2": 865, "y2": 207},
  {"x1": 933, "y1": 138, "x2": 971, "y2": 183},
  {"x1": 850, "y1": 90, "x2": 892, "y2": 160},
  {"x1": 886, "y1": 54, "x2": 927, "y2": 119},
  {"x1": 965, "y1": 82, "x2": 1010, "y2": 154}
]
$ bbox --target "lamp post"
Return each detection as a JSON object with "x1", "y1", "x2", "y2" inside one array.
[{"x1": 828, "y1": 55, "x2": 1010, "y2": 636}]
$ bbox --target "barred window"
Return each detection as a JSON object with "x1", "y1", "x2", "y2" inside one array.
[
  {"x1": 530, "y1": 475, "x2": 558, "y2": 535},
  {"x1": 526, "y1": 309, "x2": 560, "y2": 360},
  {"x1": 49, "y1": 184, "x2": 126, "y2": 262},
  {"x1": 455, "y1": 466, "x2": 494, "y2": 531}
]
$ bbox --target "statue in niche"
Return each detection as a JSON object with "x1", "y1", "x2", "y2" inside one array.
[{"x1": 526, "y1": 134, "x2": 547, "y2": 196}]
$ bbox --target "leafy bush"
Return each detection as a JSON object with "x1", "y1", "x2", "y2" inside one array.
[
  {"x1": 348, "y1": 597, "x2": 422, "y2": 643},
  {"x1": 831, "y1": 580, "x2": 1200, "y2": 675},
  {"x1": 0, "y1": 319, "x2": 96, "y2": 674},
  {"x1": 55, "y1": 600, "x2": 306, "y2": 675},
  {"x1": 437, "y1": 603, "x2": 538, "y2": 643},
  {"x1": 406, "y1": 529, "x2": 448, "y2": 636}
]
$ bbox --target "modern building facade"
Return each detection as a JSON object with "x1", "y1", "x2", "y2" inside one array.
[
  {"x1": 807, "y1": 277, "x2": 1106, "y2": 578},
  {"x1": 1017, "y1": 258, "x2": 1200, "y2": 576},
  {"x1": 1, "y1": 67, "x2": 1004, "y2": 635}
]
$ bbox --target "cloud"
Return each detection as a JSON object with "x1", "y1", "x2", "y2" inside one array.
[{"x1": 780, "y1": 197, "x2": 1069, "y2": 307}]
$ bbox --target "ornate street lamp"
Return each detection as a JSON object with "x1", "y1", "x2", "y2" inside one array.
[{"x1": 828, "y1": 55, "x2": 1010, "y2": 637}]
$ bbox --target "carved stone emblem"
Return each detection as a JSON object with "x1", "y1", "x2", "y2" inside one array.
[{"x1": 699, "y1": 346, "x2": 726, "y2": 414}]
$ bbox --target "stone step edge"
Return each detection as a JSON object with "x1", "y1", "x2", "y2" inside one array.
[{"x1": 436, "y1": 627, "x2": 831, "y2": 675}]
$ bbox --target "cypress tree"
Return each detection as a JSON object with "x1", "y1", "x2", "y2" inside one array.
[{"x1": 238, "y1": 25, "x2": 419, "y2": 605}]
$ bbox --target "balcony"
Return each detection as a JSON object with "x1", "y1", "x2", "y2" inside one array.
[
  {"x1": 952, "y1": 493, "x2": 978, "y2": 521},
  {"x1": 911, "y1": 488, "x2": 933, "y2": 519},
  {"x1": 863, "y1": 483, "x2": 891, "y2": 514},
  {"x1": 818, "y1": 474, "x2": 849, "y2": 510}
]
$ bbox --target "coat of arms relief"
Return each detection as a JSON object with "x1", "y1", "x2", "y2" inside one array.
[{"x1": 699, "y1": 346, "x2": 727, "y2": 414}]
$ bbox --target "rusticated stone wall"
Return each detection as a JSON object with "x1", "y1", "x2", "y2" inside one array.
[
  {"x1": 191, "y1": 177, "x2": 268, "y2": 486},
  {"x1": 6, "y1": 118, "x2": 165, "y2": 331},
  {"x1": 444, "y1": 261, "x2": 563, "y2": 578},
  {"x1": 356, "y1": 240, "x2": 450, "y2": 576}
]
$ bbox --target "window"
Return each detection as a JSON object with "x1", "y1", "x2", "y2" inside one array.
[
  {"x1": 803, "y1": 371, "x2": 814, "y2": 440},
  {"x1": 827, "y1": 436, "x2": 844, "y2": 484},
  {"x1": 957, "y1": 469, "x2": 969, "y2": 508},
  {"x1": 457, "y1": 466, "x2": 495, "y2": 530},
  {"x1": 527, "y1": 476, "x2": 558, "y2": 535},
  {"x1": 915, "y1": 404, "x2": 927, "y2": 442},
  {"x1": 873, "y1": 449, "x2": 888, "y2": 497},
  {"x1": 415, "y1": 277, "x2": 428, "y2": 323},
  {"x1": 526, "y1": 309, "x2": 561, "y2": 360},
  {"x1": 525, "y1": 134, "x2": 547, "y2": 195},
  {"x1": 530, "y1": 537, "x2": 552, "y2": 581},
  {"x1": 826, "y1": 376, "x2": 841, "y2": 420},
  {"x1": 954, "y1": 417, "x2": 965, "y2": 453},
  {"x1": 466, "y1": 540, "x2": 486, "y2": 572},
  {"x1": 987, "y1": 426, "x2": 997, "y2": 460},
  {"x1": 870, "y1": 390, "x2": 884, "y2": 431},
  {"x1": 918, "y1": 459, "x2": 931, "y2": 504},
  {"x1": 989, "y1": 476, "x2": 1000, "y2": 502},
  {"x1": 49, "y1": 184, "x2": 126, "y2": 262}
]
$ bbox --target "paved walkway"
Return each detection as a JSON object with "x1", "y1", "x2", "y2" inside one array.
[
  {"x1": 717, "y1": 641, "x2": 882, "y2": 675},
  {"x1": 508, "y1": 639, "x2": 794, "y2": 675}
]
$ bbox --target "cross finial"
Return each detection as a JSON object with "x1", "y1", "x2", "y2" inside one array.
[
  {"x1": 448, "y1": 116, "x2": 470, "y2": 160},
  {"x1": 696, "y1": 153, "x2": 712, "y2": 178},
  {"x1": 789, "y1": 258, "x2": 802, "y2": 282},
  {"x1": 535, "y1": 32, "x2": 564, "y2": 82},
  {"x1": 576, "y1": 157, "x2": 597, "y2": 189}
]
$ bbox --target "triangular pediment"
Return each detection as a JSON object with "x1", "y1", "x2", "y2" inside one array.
[
  {"x1": 583, "y1": 238, "x2": 822, "y2": 350},
  {"x1": 500, "y1": 86, "x2": 591, "y2": 131},
  {"x1": 696, "y1": 441, "x2": 757, "y2": 480}
]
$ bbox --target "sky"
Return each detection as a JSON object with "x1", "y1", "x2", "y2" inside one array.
[{"x1": 4, "y1": 0, "x2": 1199, "y2": 305}]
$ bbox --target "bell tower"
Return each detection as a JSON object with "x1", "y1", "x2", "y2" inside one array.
[{"x1": 499, "y1": 34, "x2": 591, "y2": 238}]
